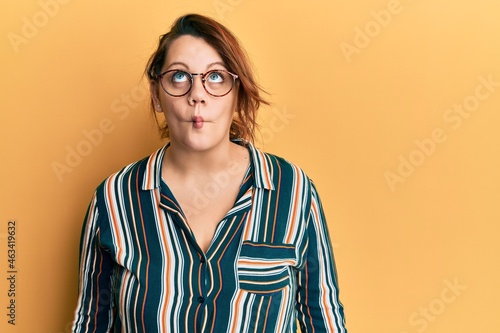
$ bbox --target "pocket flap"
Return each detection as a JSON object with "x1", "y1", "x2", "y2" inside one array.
[{"x1": 237, "y1": 241, "x2": 296, "y2": 294}]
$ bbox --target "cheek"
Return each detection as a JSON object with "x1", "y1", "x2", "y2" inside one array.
[
  {"x1": 222, "y1": 99, "x2": 237, "y2": 122},
  {"x1": 203, "y1": 95, "x2": 237, "y2": 119},
  {"x1": 226, "y1": 93, "x2": 238, "y2": 115},
  {"x1": 162, "y1": 99, "x2": 185, "y2": 117}
]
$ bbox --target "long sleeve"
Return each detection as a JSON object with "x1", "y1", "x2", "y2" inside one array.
[
  {"x1": 72, "y1": 191, "x2": 115, "y2": 333},
  {"x1": 296, "y1": 182, "x2": 347, "y2": 332}
]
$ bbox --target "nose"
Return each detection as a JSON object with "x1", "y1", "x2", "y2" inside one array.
[{"x1": 188, "y1": 74, "x2": 207, "y2": 104}]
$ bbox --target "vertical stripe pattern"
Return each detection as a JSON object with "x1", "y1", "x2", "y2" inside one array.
[{"x1": 72, "y1": 141, "x2": 347, "y2": 332}]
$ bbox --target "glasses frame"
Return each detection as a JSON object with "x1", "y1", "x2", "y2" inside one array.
[{"x1": 155, "y1": 69, "x2": 239, "y2": 97}]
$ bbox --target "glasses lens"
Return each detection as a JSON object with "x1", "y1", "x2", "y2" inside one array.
[
  {"x1": 204, "y1": 70, "x2": 235, "y2": 96},
  {"x1": 161, "y1": 70, "x2": 191, "y2": 96},
  {"x1": 159, "y1": 70, "x2": 236, "y2": 97}
]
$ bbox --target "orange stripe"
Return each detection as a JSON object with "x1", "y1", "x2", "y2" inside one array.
[
  {"x1": 156, "y1": 190, "x2": 170, "y2": 331},
  {"x1": 261, "y1": 152, "x2": 271, "y2": 188},
  {"x1": 261, "y1": 295, "x2": 272, "y2": 331},
  {"x1": 232, "y1": 290, "x2": 245, "y2": 331},
  {"x1": 210, "y1": 213, "x2": 247, "y2": 332},
  {"x1": 252, "y1": 297, "x2": 265, "y2": 333},
  {"x1": 275, "y1": 286, "x2": 289, "y2": 331},
  {"x1": 286, "y1": 165, "x2": 301, "y2": 244},
  {"x1": 238, "y1": 259, "x2": 295, "y2": 266},
  {"x1": 126, "y1": 172, "x2": 140, "y2": 332},
  {"x1": 243, "y1": 196, "x2": 254, "y2": 240}
]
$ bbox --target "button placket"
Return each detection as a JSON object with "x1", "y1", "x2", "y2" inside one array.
[{"x1": 199, "y1": 253, "x2": 208, "y2": 304}]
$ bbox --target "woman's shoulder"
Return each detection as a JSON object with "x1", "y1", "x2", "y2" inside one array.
[
  {"x1": 250, "y1": 144, "x2": 313, "y2": 188},
  {"x1": 95, "y1": 146, "x2": 166, "y2": 193}
]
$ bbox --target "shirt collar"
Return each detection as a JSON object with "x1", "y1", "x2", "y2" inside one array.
[{"x1": 141, "y1": 140, "x2": 275, "y2": 191}]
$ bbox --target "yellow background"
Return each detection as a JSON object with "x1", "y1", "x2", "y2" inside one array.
[{"x1": 1, "y1": 0, "x2": 499, "y2": 332}]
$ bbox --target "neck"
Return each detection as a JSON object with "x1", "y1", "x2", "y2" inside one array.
[{"x1": 164, "y1": 140, "x2": 243, "y2": 177}]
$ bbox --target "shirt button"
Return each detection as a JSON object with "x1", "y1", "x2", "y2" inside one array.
[
  {"x1": 200, "y1": 257, "x2": 206, "y2": 263},
  {"x1": 198, "y1": 296, "x2": 205, "y2": 303}
]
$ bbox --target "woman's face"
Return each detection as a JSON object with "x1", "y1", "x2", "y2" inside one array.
[{"x1": 152, "y1": 35, "x2": 237, "y2": 152}]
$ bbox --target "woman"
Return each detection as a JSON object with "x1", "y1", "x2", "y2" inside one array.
[{"x1": 72, "y1": 13, "x2": 347, "y2": 333}]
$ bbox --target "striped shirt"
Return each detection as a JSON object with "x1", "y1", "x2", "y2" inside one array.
[{"x1": 72, "y1": 141, "x2": 347, "y2": 333}]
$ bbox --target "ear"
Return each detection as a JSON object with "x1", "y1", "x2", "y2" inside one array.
[{"x1": 149, "y1": 81, "x2": 163, "y2": 112}]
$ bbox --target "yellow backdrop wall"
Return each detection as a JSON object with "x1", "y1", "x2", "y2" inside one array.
[{"x1": 1, "y1": 0, "x2": 499, "y2": 332}]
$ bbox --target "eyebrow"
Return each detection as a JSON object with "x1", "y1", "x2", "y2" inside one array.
[{"x1": 166, "y1": 61, "x2": 228, "y2": 71}]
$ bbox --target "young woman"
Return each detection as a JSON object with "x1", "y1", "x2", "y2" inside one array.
[{"x1": 72, "y1": 13, "x2": 347, "y2": 333}]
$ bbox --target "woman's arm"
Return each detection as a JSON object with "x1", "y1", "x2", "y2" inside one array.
[
  {"x1": 296, "y1": 182, "x2": 348, "y2": 332},
  {"x1": 72, "y1": 192, "x2": 115, "y2": 333}
]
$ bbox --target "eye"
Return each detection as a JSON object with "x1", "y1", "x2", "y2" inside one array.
[
  {"x1": 206, "y1": 71, "x2": 225, "y2": 83},
  {"x1": 171, "y1": 71, "x2": 189, "y2": 83}
]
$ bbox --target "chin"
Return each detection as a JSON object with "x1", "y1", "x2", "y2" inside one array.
[{"x1": 181, "y1": 135, "x2": 227, "y2": 152}]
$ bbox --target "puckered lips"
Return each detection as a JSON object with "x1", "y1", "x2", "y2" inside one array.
[{"x1": 191, "y1": 116, "x2": 204, "y2": 129}]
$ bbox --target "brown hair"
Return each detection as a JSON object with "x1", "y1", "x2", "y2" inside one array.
[{"x1": 145, "y1": 13, "x2": 268, "y2": 143}]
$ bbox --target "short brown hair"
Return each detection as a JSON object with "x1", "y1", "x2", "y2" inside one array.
[{"x1": 145, "y1": 14, "x2": 268, "y2": 143}]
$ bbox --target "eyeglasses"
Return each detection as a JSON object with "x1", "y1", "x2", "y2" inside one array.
[{"x1": 155, "y1": 69, "x2": 239, "y2": 97}]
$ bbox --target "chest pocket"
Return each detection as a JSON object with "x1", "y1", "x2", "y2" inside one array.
[{"x1": 237, "y1": 241, "x2": 297, "y2": 295}]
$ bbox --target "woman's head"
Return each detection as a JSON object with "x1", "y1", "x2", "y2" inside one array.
[{"x1": 146, "y1": 13, "x2": 268, "y2": 143}]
